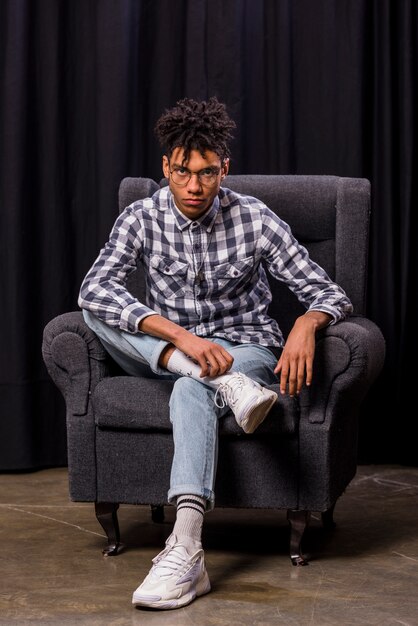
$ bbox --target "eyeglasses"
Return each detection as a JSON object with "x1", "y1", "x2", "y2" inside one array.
[{"x1": 169, "y1": 165, "x2": 222, "y2": 187}]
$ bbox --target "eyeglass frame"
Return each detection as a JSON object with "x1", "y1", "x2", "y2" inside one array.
[{"x1": 168, "y1": 164, "x2": 224, "y2": 187}]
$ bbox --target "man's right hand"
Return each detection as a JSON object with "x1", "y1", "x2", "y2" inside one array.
[{"x1": 138, "y1": 314, "x2": 234, "y2": 377}]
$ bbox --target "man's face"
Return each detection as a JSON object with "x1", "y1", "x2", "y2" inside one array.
[{"x1": 162, "y1": 147, "x2": 229, "y2": 220}]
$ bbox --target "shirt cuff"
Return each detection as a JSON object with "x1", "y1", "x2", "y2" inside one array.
[{"x1": 120, "y1": 303, "x2": 158, "y2": 333}]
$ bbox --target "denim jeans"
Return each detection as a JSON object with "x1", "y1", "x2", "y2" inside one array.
[{"x1": 83, "y1": 310, "x2": 278, "y2": 509}]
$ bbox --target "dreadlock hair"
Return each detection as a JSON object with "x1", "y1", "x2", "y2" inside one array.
[{"x1": 154, "y1": 96, "x2": 236, "y2": 164}]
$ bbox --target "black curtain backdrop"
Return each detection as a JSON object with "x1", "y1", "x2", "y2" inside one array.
[{"x1": 0, "y1": 0, "x2": 416, "y2": 469}]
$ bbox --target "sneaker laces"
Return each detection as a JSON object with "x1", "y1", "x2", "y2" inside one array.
[
  {"x1": 152, "y1": 544, "x2": 189, "y2": 580},
  {"x1": 214, "y1": 373, "x2": 247, "y2": 409}
]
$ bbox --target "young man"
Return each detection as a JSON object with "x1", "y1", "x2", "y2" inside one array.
[{"x1": 79, "y1": 97, "x2": 353, "y2": 610}]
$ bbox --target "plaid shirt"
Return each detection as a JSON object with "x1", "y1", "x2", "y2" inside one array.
[{"x1": 78, "y1": 186, "x2": 353, "y2": 347}]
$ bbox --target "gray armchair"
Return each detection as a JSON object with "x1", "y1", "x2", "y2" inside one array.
[{"x1": 42, "y1": 175, "x2": 385, "y2": 565}]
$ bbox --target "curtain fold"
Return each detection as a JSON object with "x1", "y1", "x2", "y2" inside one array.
[{"x1": 0, "y1": 0, "x2": 416, "y2": 468}]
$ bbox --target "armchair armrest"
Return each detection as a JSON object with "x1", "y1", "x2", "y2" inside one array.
[
  {"x1": 42, "y1": 311, "x2": 109, "y2": 416},
  {"x1": 296, "y1": 315, "x2": 385, "y2": 510},
  {"x1": 299, "y1": 315, "x2": 385, "y2": 425},
  {"x1": 321, "y1": 315, "x2": 386, "y2": 385},
  {"x1": 42, "y1": 311, "x2": 112, "y2": 501}
]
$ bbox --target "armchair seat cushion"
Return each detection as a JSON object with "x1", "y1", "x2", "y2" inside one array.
[
  {"x1": 93, "y1": 376, "x2": 299, "y2": 435},
  {"x1": 93, "y1": 377, "x2": 173, "y2": 432}
]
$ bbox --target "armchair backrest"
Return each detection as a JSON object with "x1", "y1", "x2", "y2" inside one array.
[{"x1": 119, "y1": 175, "x2": 371, "y2": 337}]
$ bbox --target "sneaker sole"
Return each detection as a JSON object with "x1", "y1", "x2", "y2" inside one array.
[
  {"x1": 132, "y1": 573, "x2": 211, "y2": 610},
  {"x1": 240, "y1": 391, "x2": 278, "y2": 434}
]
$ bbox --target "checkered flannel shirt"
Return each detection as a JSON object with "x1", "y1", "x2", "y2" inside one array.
[{"x1": 78, "y1": 186, "x2": 353, "y2": 347}]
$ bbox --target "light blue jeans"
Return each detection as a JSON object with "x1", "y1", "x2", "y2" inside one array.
[{"x1": 83, "y1": 310, "x2": 278, "y2": 509}]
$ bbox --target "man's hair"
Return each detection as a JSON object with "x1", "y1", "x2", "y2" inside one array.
[{"x1": 154, "y1": 96, "x2": 236, "y2": 163}]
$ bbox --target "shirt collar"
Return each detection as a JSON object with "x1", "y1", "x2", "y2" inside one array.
[{"x1": 168, "y1": 191, "x2": 220, "y2": 233}]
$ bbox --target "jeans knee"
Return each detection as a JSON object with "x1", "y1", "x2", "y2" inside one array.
[
  {"x1": 170, "y1": 376, "x2": 210, "y2": 402},
  {"x1": 169, "y1": 376, "x2": 217, "y2": 424}
]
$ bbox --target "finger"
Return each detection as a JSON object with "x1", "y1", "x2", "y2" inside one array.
[
  {"x1": 195, "y1": 353, "x2": 211, "y2": 378},
  {"x1": 279, "y1": 361, "x2": 289, "y2": 395},
  {"x1": 199, "y1": 364, "x2": 211, "y2": 378},
  {"x1": 287, "y1": 363, "x2": 298, "y2": 397},
  {"x1": 217, "y1": 349, "x2": 234, "y2": 374},
  {"x1": 203, "y1": 352, "x2": 222, "y2": 377},
  {"x1": 295, "y1": 362, "x2": 305, "y2": 395},
  {"x1": 204, "y1": 347, "x2": 233, "y2": 377},
  {"x1": 305, "y1": 358, "x2": 313, "y2": 387},
  {"x1": 201, "y1": 347, "x2": 229, "y2": 377},
  {"x1": 221, "y1": 349, "x2": 234, "y2": 371}
]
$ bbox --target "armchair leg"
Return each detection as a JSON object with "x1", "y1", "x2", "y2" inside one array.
[
  {"x1": 321, "y1": 504, "x2": 337, "y2": 530},
  {"x1": 151, "y1": 504, "x2": 165, "y2": 523},
  {"x1": 95, "y1": 502, "x2": 124, "y2": 556},
  {"x1": 287, "y1": 509, "x2": 311, "y2": 566}
]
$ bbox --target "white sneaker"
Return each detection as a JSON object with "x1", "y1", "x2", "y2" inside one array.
[
  {"x1": 215, "y1": 372, "x2": 278, "y2": 434},
  {"x1": 132, "y1": 534, "x2": 211, "y2": 610}
]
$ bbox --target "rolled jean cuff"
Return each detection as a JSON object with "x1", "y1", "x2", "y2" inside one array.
[
  {"x1": 168, "y1": 484, "x2": 215, "y2": 511},
  {"x1": 148, "y1": 337, "x2": 172, "y2": 375}
]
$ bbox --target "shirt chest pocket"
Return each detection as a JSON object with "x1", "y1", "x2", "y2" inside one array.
[
  {"x1": 212, "y1": 257, "x2": 254, "y2": 293},
  {"x1": 148, "y1": 255, "x2": 192, "y2": 299}
]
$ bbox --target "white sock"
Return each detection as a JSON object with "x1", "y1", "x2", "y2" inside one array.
[
  {"x1": 166, "y1": 349, "x2": 233, "y2": 388},
  {"x1": 172, "y1": 495, "x2": 206, "y2": 552}
]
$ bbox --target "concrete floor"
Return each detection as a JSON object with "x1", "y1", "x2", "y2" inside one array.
[{"x1": 0, "y1": 466, "x2": 417, "y2": 626}]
